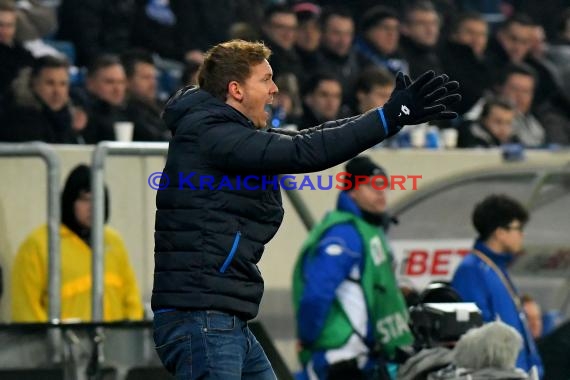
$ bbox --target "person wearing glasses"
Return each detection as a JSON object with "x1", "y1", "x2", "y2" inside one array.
[{"x1": 451, "y1": 194, "x2": 544, "y2": 378}]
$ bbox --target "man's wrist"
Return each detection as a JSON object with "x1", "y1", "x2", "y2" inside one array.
[{"x1": 376, "y1": 108, "x2": 389, "y2": 136}]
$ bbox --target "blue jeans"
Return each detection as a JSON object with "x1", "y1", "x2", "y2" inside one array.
[{"x1": 153, "y1": 310, "x2": 276, "y2": 380}]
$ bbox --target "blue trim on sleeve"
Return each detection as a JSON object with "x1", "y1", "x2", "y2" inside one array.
[{"x1": 377, "y1": 108, "x2": 389, "y2": 135}]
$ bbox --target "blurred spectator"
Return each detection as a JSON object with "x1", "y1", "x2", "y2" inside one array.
[
  {"x1": 0, "y1": 55, "x2": 87, "y2": 143},
  {"x1": 317, "y1": 6, "x2": 360, "y2": 107},
  {"x1": 121, "y1": 49, "x2": 169, "y2": 141},
  {"x1": 131, "y1": 0, "x2": 179, "y2": 60},
  {"x1": 525, "y1": 22, "x2": 568, "y2": 112},
  {"x1": 537, "y1": 320, "x2": 570, "y2": 380},
  {"x1": 440, "y1": 12, "x2": 492, "y2": 115},
  {"x1": 318, "y1": 0, "x2": 407, "y2": 26},
  {"x1": 354, "y1": 5, "x2": 409, "y2": 76},
  {"x1": 521, "y1": 294, "x2": 543, "y2": 340},
  {"x1": 82, "y1": 54, "x2": 131, "y2": 143},
  {"x1": 169, "y1": 0, "x2": 237, "y2": 59},
  {"x1": 516, "y1": 0, "x2": 568, "y2": 42},
  {"x1": 400, "y1": 1, "x2": 443, "y2": 78},
  {"x1": 11, "y1": 164, "x2": 144, "y2": 322},
  {"x1": 458, "y1": 96, "x2": 518, "y2": 148},
  {"x1": 56, "y1": 0, "x2": 135, "y2": 67},
  {"x1": 496, "y1": 64, "x2": 545, "y2": 147},
  {"x1": 486, "y1": 14, "x2": 534, "y2": 74},
  {"x1": 0, "y1": 1, "x2": 34, "y2": 103},
  {"x1": 180, "y1": 59, "x2": 200, "y2": 87},
  {"x1": 458, "y1": 0, "x2": 508, "y2": 29},
  {"x1": 451, "y1": 194, "x2": 543, "y2": 376},
  {"x1": 260, "y1": 4, "x2": 303, "y2": 79},
  {"x1": 352, "y1": 66, "x2": 394, "y2": 115},
  {"x1": 296, "y1": 72, "x2": 343, "y2": 130},
  {"x1": 269, "y1": 73, "x2": 302, "y2": 128},
  {"x1": 528, "y1": 24, "x2": 547, "y2": 60},
  {"x1": 13, "y1": 0, "x2": 57, "y2": 42},
  {"x1": 293, "y1": 1, "x2": 321, "y2": 74}
]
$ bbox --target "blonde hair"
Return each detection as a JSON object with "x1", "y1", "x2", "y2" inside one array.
[{"x1": 198, "y1": 40, "x2": 271, "y2": 101}]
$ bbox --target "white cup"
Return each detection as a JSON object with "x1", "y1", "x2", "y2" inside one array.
[
  {"x1": 442, "y1": 128, "x2": 459, "y2": 149},
  {"x1": 113, "y1": 121, "x2": 134, "y2": 142},
  {"x1": 410, "y1": 126, "x2": 426, "y2": 148}
]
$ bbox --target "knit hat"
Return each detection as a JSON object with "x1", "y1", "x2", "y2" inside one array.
[
  {"x1": 344, "y1": 155, "x2": 388, "y2": 190},
  {"x1": 293, "y1": 2, "x2": 321, "y2": 22}
]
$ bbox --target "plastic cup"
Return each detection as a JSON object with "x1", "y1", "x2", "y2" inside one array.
[
  {"x1": 410, "y1": 126, "x2": 426, "y2": 148},
  {"x1": 113, "y1": 121, "x2": 134, "y2": 142},
  {"x1": 442, "y1": 128, "x2": 458, "y2": 149}
]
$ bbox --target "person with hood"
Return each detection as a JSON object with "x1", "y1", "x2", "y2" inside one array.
[
  {"x1": 451, "y1": 194, "x2": 543, "y2": 378},
  {"x1": 152, "y1": 39, "x2": 460, "y2": 379},
  {"x1": 11, "y1": 164, "x2": 143, "y2": 322},
  {"x1": 293, "y1": 156, "x2": 414, "y2": 379},
  {"x1": 429, "y1": 321, "x2": 531, "y2": 380}
]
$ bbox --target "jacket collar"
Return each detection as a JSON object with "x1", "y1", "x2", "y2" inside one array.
[
  {"x1": 473, "y1": 240, "x2": 514, "y2": 269},
  {"x1": 336, "y1": 190, "x2": 362, "y2": 217}
]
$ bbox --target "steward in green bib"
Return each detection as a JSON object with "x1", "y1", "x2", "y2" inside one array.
[{"x1": 293, "y1": 156, "x2": 413, "y2": 380}]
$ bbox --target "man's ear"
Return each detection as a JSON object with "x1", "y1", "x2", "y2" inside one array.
[
  {"x1": 493, "y1": 227, "x2": 506, "y2": 241},
  {"x1": 228, "y1": 80, "x2": 243, "y2": 102}
]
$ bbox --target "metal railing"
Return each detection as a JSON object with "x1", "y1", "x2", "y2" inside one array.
[
  {"x1": 90, "y1": 142, "x2": 169, "y2": 322},
  {"x1": 279, "y1": 176, "x2": 316, "y2": 231},
  {"x1": 0, "y1": 142, "x2": 61, "y2": 322}
]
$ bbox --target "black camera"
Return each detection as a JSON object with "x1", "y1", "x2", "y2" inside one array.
[{"x1": 409, "y1": 302, "x2": 483, "y2": 348}]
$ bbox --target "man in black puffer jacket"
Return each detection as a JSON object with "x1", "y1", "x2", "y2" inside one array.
[{"x1": 152, "y1": 39, "x2": 460, "y2": 380}]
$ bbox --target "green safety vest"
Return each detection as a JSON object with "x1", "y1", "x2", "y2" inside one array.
[{"x1": 293, "y1": 211, "x2": 413, "y2": 364}]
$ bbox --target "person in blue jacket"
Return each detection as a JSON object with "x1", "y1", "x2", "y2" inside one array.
[
  {"x1": 293, "y1": 156, "x2": 414, "y2": 380},
  {"x1": 451, "y1": 194, "x2": 544, "y2": 378}
]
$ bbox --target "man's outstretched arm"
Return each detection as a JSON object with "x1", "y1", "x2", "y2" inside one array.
[{"x1": 199, "y1": 71, "x2": 461, "y2": 174}]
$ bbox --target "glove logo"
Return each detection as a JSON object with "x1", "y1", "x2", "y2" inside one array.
[{"x1": 399, "y1": 105, "x2": 410, "y2": 117}]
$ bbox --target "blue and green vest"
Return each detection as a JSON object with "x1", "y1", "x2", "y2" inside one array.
[{"x1": 293, "y1": 211, "x2": 414, "y2": 363}]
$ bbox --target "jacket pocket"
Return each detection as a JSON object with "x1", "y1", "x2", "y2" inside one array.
[{"x1": 219, "y1": 231, "x2": 241, "y2": 273}]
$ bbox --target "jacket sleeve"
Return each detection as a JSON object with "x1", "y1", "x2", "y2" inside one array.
[
  {"x1": 297, "y1": 223, "x2": 362, "y2": 345},
  {"x1": 451, "y1": 261, "x2": 493, "y2": 322},
  {"x1": 269, "y1": 116, "x2": 362, "y2": 136},
  {"x1": 11, "y1": 234, "x2": 48, "y2": 322},
  {"x1": 198, "y1": 109, "x2": 388, "y2": 174}
]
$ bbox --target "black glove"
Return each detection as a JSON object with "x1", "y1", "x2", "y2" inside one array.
[{"x1": 379, "y1": 70, "x2": 461, "y2": 137}]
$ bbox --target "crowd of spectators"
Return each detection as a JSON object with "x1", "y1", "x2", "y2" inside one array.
[{"x1": 1, "y1": 0, "x2": 570, "y2": 148}]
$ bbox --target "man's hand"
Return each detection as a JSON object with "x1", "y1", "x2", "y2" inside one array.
[{"x1": 379, "y1": 70, "x2": 461, "y2": 137}]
